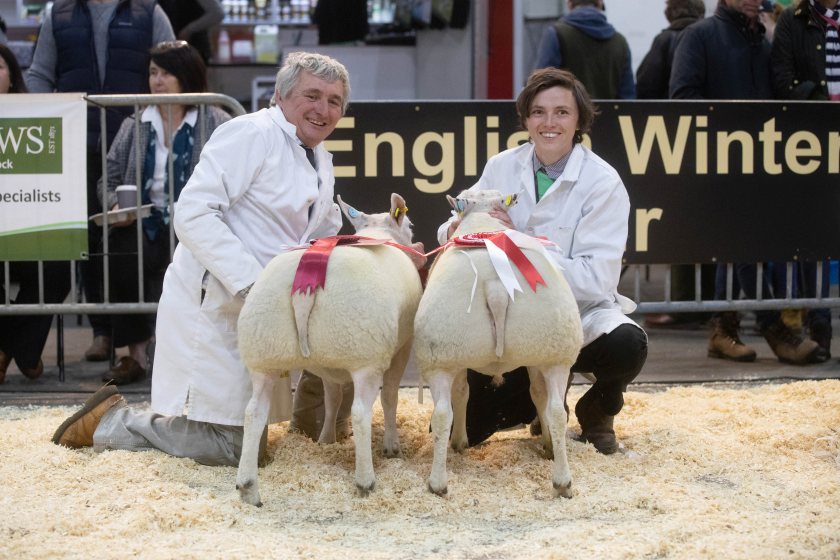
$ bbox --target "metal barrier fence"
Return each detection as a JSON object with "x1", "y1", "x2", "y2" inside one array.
[{"x1": 3, "y1": 95, "x2": 839, "y2": 326}]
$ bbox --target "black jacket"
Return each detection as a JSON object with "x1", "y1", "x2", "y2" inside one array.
[
  {"x1": 636, "y1": 16, "x2": 702, "y2": 99},
  {"x1": 669, "y1": 5, "x2": 772, "y2": 100},
  {"x1": 771, "y1": 2, "x2": 830, "y2": 100}
]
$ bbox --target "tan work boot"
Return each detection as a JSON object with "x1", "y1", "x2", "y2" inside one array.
[
  {"x1": 762, "y1": 320, "x2": 828, "y2": 365},
  {"x1": 289, "y1": 371, "x2": 352, "y2": 441},
  {"x1": 52, "y1": 385, "x2": 125, "y2": 448},
  {"x1": 707, "y1": 313, "x2": 757, "y2": 362}
]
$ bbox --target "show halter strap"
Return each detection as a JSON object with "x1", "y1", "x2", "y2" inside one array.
[{"x1": 291, "y1": 235, "x2": 427, "y2": 295}]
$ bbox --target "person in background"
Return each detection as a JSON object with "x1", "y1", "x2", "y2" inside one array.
[
  {"x1": 0, "y1": 43, "x2": 70, "y2": 385},
  {"x1": 0, "y1": 42, "x2": 25, "y2": 93},
  {"x1": 771, "y1": 0, "x2": 839, "y2": 358},
  {"x1": 96, "y1": 41, "x2": 231, "y2": 385},
  {"x1": 636, "y1": 0, "x2": 706, "y2": 99},
  {"x1": 533, "y1": 0, "x2": 635, "y2": 99},
  {"x1": 52, "y1": 52, "x2": 349, "y2": 468},
  {"x1": 760, "y1": 0, "x2": 785, "y2": 41},
  {"x1": 25, "y1": 0, "x2": 175, "y2": 364},
  {"x1": 670, "y1": 0, "x2": 827, "y2": 365},
  {"x1": 635, "y1": 0, "x2": 712, "y2": 330},
  {"x1": 157, "y1": 0, "x2": 223, "y2": 63},
  {"x1": 437, "y1": 68, "x2": 648, "y2": 454}
]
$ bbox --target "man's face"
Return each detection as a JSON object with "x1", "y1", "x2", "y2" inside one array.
[
  {"x1": 277, "y1": 71, "x2": 345, "y2": 148},
  {"x1": 725, "y1": 0, "x2": 761, "y2": 19}
]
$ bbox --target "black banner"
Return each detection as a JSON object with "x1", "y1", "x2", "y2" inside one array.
[{"x1": 327, "y1": 100, "x2": 840, "y2": 265}]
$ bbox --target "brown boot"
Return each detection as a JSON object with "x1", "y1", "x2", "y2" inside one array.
[
  {"x1": 762, "y1": 320, "x2": 828, "y2": 365},
  {"x1": 0, "y1": 350, "x2": 10, "y2": 384},
  {"x1": 808, "y1": 319, "x2": 832, "y2": 360},
  {"x1": 707, "y1": 313, "x2": 757, "y2": 362},
  {"x1": 574, "y1": 387, "x2": 619, "y2": 455},
  {"x1": 84, "y1": 335, "x2": 112, "y2": 362},
  {"x1": 52, "y1": 385, "x2": 125, "y2": 448},
  {"x1": 102, "y1": 356, "x2": 146, "y2": 385},
  {"x1": 20, "y1": 359, "x2": 44, "y2": 380}
]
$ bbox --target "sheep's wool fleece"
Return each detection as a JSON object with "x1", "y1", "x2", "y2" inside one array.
[{"x1": 2, "y1": 381, "x2": 839, "y2": 560}]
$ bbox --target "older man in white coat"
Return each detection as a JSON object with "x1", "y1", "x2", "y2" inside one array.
[{"x1": 51, "y1": 52, "x2": 350, "y2": 466}]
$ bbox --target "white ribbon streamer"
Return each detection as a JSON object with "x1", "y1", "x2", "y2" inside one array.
[
  {"x1": 457, "y1": 249, "x2": 479, "y2": 313},
  {"x1": 484, "y1": 238, "x2": 523, "y2": 300}
]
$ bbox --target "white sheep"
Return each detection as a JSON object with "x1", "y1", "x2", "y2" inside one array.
[
  {"x1": 235, "y1": 193, "x2": 423, "y2": 506},
  {"x1": 413, "y1": 189, "x2": 583, "y2": 498}
]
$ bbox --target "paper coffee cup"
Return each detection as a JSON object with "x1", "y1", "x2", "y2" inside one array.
[{"x1": 116, "y1": 185, "x2": 138, "y2": 209}]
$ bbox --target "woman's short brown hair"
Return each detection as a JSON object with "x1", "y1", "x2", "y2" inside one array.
[{"x1": 515, "y1": 68, "x2": 597, "y2": 144}]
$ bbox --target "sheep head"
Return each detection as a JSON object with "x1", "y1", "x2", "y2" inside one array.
[
  {"x1": 337, "y1": 192, "x2": 414, "y2": 246},
  {"x1": 446, "y1": 189, "x2": 522, "y2": 236},
  {"x1": 446, "y1": 189, "x2": 519, "y2": 217}
]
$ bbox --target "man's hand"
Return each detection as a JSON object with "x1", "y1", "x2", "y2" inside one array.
[{"x1": 446, "y1": 217, "x2": 461, "y2": 239}]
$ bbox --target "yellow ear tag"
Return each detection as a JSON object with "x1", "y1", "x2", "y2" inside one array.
[
  {"x1": 504, "y1": 195, "x2": 513, "y2": 206},
  {"x1": 393, "y1": 206, "x2": 408, "y2": 218}
]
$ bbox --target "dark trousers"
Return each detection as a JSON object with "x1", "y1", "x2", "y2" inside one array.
[
  {"x1": 107, "y1": 225, "x2": 170, "y2": 348},
  {"x1": 464, "y1": 323, "x2": 648, "y2": 446},
  {"x1": 0, "y1": 261, "x2": 71, "y2": 369},
  {"x1": 83, "y1": 150, "x2": 113, "y2": 338}
]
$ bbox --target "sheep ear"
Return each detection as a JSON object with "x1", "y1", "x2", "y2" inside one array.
[
  {"x1": 337, "y1": 195, "x2": 366, "y2": 229},
  {"x1": 446, "y1": 194, "x2": 458, "y2": 210},
  {"x1": 390, "y1": 192, "x2": 408, "y2": 225},
  {"x1": 447, "y1": 195, "x2": 467, "y2": 214}
]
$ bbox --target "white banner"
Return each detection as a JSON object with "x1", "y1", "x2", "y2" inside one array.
[{"x1": 0, "y1": 93, "x2": 87, "y2": 261}]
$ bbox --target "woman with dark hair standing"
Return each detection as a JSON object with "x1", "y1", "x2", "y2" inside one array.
[
  {"x1": 0, "y1": 43, "x2": 28, "y2": 94},
  {"x1": 0, "y1": 43, "x2": 64, "y2": 385},
  {"x1": 98, "y1": 41, "x2": 231, "y2": 385}
]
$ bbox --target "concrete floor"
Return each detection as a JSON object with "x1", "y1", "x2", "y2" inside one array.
[
  {"x1": 2, "y1": 265, "x2": 838, "y2": 405},
  {"x1": 2, "y1": 312, "x2": 838, "y2": 407}
]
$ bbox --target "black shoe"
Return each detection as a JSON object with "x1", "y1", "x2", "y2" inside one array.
[{"x1": 574, "y1": 387, "x2": 619, "y2": 455}]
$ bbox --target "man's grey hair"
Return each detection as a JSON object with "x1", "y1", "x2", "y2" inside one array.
[{"x1": 271, "y1": 51, "x2": 351, "y2": 114}]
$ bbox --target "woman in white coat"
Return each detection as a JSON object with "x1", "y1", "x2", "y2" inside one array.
[
  {"x1": 52, "y1": 52, "x2": 350, "y2": 466},
  {"x1": 438, "y1": 68, "x2": 648, "y2": 454}
]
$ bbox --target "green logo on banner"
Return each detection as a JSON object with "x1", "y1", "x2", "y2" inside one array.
[{"x1": 0, "y1": 118, "x2": 62, "y2": 174}]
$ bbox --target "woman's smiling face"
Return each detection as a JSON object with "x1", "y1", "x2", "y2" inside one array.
[{"x1": 526, "y1": 85, "x2": 579, "y2": 164}]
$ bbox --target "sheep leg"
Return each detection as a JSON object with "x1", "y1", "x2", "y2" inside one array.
[
  {"x1": 449, "y1": 369, "x2": 469, "y2": 452},
  {"x1": 236, "y1": 370, "x2": 276, "y2": 507},
  {"x1": 528, "y1": 367, "x2": 552, "y2": 457},
  {"x1": 542, "y1": 365, "x2": 573, "y2": 499},
  {"x1": 318, "y1": 379, "x2": 343, "y2": 444},
  {"x1": 426, "y1": 370, "x2": 454, "y2": 496},
  {"x1": 381, "y1": 342, "x2": 411, "y2": 458},
  {"x1": 350, "y1": 366, "x2": 380, "y2": 496}
]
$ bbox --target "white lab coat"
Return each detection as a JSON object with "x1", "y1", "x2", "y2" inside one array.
[
  {"x1": 151, "y1": 106, "x2": 342, "y2": 426},
  {"x1": 438, "y1": 142, "x2": 641, "y2": 347}
]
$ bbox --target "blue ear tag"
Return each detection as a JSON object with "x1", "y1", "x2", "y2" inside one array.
[
  {"x1": 455, "y1": 200, "x2": 466, "y2": 213},
  {"x1": 347, "y1": 207, "x2": 360, "y2": 218}
]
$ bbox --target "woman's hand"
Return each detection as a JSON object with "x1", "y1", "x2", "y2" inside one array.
[
  {"x1": 489, "y1": 208, "x2": 515, "y2": 230},
  {"x1": 110, "y1": 204, "x2": 137, "y2": 227}
]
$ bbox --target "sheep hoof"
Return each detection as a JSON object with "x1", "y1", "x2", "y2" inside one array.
[
  {"x1": 382, "y1": 446, "x2": 401, "y2": 459},
  {"x1": 236, "y1": 481, "x2": 263, "y2": 507},
  {"x1": 356, "y1": 481, "x2": 375, "y2": 497},
  {"x1": 553, "y1": 481, "x2": 572, "y2": 499},
  {"x1": 427, "y1": 481, "x2": 448, "y2": 497},
  {"x1": 542, "y1": 444, "x2": 554, "y2": 460},
  {"x1": 450, "y1": 436, "x2": 468, "y2": 452}
]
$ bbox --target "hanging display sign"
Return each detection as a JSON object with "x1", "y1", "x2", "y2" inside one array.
[
  {"x1": 0, "y1": 93, "x2": 88, "y2": 261},
  {"x1": 327, "y1": 100, "x2": 840, "y2": 264}
]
